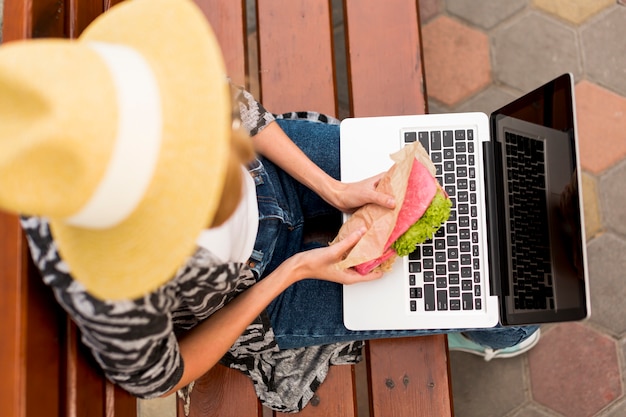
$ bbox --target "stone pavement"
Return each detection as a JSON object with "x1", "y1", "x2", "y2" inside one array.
[{"x1": 418, "y1": 1, "x2": 626, "y2": 416}]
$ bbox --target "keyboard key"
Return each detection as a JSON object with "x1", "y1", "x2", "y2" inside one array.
[
  {"x1": 431, "y1": 131, "x2": 442, "y2": 150},
  {"x1": 451, "y1": 299, "x2": 461, "y2": 310},
  {"x1": 424, "y1": 284, "x2": 436, "y2": 311},
  {"x1": 437, "y1": 290, "x2": 448, "y2": 310},
  {"x1": 462, "y1": 293, "x2": 473, "y2": 310},
  {"x1": 405, "y1": 131, "x2": 417, "y2": 143},
  {"x1": 419, "y1": 132, "x2": 429, "y2": 151},
  {"x1": 409, "y1": 262, "x2": 421, "y2": 273},
  {"x1": 443, "y1": 130, "x2": 454, "y2": 147}
]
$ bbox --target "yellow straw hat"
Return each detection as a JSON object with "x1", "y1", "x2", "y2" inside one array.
[{"x1": 0, "y1": 0, "x2": 231, "y2": 300}]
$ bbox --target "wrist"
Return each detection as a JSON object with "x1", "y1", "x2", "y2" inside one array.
[{"x1": 314, "y1": 176, "x2": 342, "y2": 208}]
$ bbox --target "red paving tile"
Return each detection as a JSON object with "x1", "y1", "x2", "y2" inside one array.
[
  {"x1": 422, "y1": 16, "x2": 491, "y2": 107},
  {"x1": 527, "y1": 323, "x2": 622, "y2": 417},
  {"x1": 575, "y1": 80, "x2": 626, "y2": 174}
]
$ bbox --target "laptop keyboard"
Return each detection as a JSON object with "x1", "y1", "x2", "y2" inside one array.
[
  {"x1": 402, "y1": 128, "x2": 483, "y2": 313},
  {"x1": 504, "y1": 132, "x2": 554, "y2": 310}
]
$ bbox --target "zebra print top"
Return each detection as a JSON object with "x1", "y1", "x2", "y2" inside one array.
[{"x1": 21, "y1": 86, "x2": 363, "y2": 413}]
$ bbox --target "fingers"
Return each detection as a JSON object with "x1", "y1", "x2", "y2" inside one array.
[{"x1": 334, "y1": 227, "x2": 366, "y2": 252}]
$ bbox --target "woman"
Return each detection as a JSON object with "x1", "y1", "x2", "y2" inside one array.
[{"x1": 1, "y1": 0, "x2": 539, "y2": 413}]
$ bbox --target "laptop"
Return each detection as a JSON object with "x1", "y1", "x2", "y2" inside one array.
[{"x1": 340, "y1": 73, "x2": 590, "y2": 330}]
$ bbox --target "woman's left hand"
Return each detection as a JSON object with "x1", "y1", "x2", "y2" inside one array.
[{"x1": 325, "y1": 173, "x2": 395, "y2": 214}]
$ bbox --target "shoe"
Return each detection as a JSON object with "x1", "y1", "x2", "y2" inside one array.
[{"x1": 447, "y1": 328, "x2": 541, "y2": 362}]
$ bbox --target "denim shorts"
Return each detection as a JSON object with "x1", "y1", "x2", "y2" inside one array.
[{"x1": 248, "y1": 118, "x2": 538, "y2": 350}]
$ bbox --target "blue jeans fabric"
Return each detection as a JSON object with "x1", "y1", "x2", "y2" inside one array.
[{"x1": 249, "y1": 118, "x2": 539, "y2": 350}]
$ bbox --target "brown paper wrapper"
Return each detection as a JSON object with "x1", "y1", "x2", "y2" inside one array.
[{"x1": 331, "y1": 141, "x2": 436, "y2": 270}]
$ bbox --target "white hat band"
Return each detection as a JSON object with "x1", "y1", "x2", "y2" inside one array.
[{"x1": 65, "y1": 42, "x2": 163, "y2": 229}]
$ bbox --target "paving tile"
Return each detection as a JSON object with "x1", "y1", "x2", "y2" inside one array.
[
  {"x1": 426, "y1": 98, "x2": 448, "y2": 115},
  {"x1": 528, "y1": 323, "x2": 621, "y2": 417},
  {"x1": 533, "y1": 0, "x2": 614, "y2": 24},
  {"x1": 586, "y1": 233, "x2": 626, "y2": 336},
  {"x1": 422, "y1": 16, "x2": 491, "y2": 107},
  {"x1": 455, "y1": 85, "x2": 518, "y2": 114},
  {"x1": 449, "y1": 351, "x2": 527, "y2": 417},
  {"x1": 138, "y1": 397, "x2": 176, "y2": 417},
  {"x1": 509, "y1": 404, "x2": 557, "y2": 417},
  {"x1": 575, "y1": 80, "x2": 626, "y2": 175},
  {"x1": 582, "y1": 172, "x2": 604, "y2": 240},
  {"x1": 447, "y1": 0, "x2": 528, "y2": 30},
  {"x1": 599, "y1": 160, "x2": 626, "y2": 238},
  {"x1": 580, "y1": 6, "x2": 626, "y2": 98},
  {"x1": 492, "y1": 12, "x2": 581, "y2": 93}
]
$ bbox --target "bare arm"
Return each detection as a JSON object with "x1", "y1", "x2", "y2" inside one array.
[
  {"x1": 252, "y1": 121, "x2": 395, "y2": 213},
  {"x1": 162, "y1": 228, "x2": 381, "y2": 396}
]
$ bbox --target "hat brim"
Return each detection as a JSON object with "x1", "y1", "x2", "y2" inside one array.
[{"x1": 49, "y1": 0, "x2": 231, "y2": 300}]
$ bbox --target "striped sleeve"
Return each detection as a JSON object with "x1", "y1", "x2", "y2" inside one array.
[
  {"x1": 20, "y1": 216, "x2": 183, "y2": 399},
  {"x1": 230, "y1": 81, "x2": 275, "y2": 136}
]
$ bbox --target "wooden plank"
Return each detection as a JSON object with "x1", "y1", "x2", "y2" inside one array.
[
  {"x1": 0, "y1": 212, "x2": 27, "y2": 417},
  {"x1": 1, "y1": 2, "x2": 138, "y2": 416},
  {"x1": 24, "y1": 259, "x2": 63, "y2": 417},
  {"x1": 2, "y1": 0, "x2": 32, "y2": 41},
  {"x1": 177, "y1": 364, "x2": 263, "y2": 417},
  {"x1": 65, "y1": 321, "x2": 106, "y2": 416},
  {"x1": 256, "y1": 2, "x2": 359, "y2": 415},
  {"x1": 344, "y1": 0, "x2": 427, "y2": 117},
  {"x1": 367, "y1": 337, "x2": 453, "y2": 417},
  {"x1": 256, "y1": 0, "x2": 337, "y2": 116},
  {"x1": 66, "y1": 0, "x2": 105, "y2": 38},
  {"x1": 194, "y1": 0, "x2": 248, "y2": 88},
  {"x1": 344, "y1": 1, "x2": 452, "y2": 415}
]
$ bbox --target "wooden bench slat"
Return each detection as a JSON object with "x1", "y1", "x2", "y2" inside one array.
[
  {"x1": 195, "y1": 0, "x2": 248, "y2": 87},
  {"x1": 344, "y1": 1, "x2": 452, "y2": 415},
  {"x1": 177, "y1": 364, "x2": 262, "y2": 417},
  {"x1": 368, "y1": 337, "x2": 453, "y2": 417},
  {"x1": 344, "y1": 0, "x2": 427, "y2": 117},
  {"x1": 0, "y1": 213, "x2": 27, "y2": 417},
  {"x1": 256, "y1": 0, "x2": 337, "y2": 116}
]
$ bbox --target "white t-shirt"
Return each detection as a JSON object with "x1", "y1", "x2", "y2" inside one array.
[{"x1": 196, "y1": 166, "x2": 258, "y2": 263}]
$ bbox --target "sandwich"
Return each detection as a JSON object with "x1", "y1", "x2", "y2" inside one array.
[{"x1": 333, "y1": 141, "x2": 452, "y2": 274}]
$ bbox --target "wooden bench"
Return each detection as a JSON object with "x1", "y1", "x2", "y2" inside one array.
[{"x1": 1, "y1": 1, "x2": 453, "y2": 416}]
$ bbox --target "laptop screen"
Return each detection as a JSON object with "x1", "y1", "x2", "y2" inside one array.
[{"x1": 490, "y1": 73, "x2": 589, "y2": 325}]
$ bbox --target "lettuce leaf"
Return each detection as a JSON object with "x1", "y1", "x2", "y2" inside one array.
[{"x1": 391, "y1": 191, "x2": 452, "y2": 257}]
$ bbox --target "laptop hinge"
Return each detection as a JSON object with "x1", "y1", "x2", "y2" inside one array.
[{"x1": 482, "y1": 141, "x2": 508, "y2": 300}]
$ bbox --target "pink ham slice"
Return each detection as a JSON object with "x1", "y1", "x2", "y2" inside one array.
[{"x1": 354, "y1": 158, "x2": 438, "y2": 275}]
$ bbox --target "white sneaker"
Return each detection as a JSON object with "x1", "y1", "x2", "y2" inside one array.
[{"x1": 447, "y1": 328, "x2": 541, "y2": 362}]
